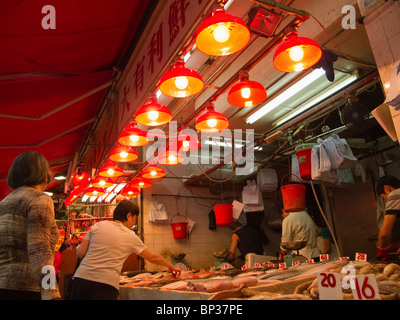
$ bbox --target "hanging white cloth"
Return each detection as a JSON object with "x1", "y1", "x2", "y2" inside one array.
[
  {"x1": 149, "y1": 200, "x2": 168, "y2": 223},
  {"x1": 311, "y1": 144, "x2": 338, "y2": 184},
  {"x1": 257, "y1": 168, "x2": 278, "y2": 192},
  {"x1": 242, "y1": 181, "x2": 264, "y2": 212},
  {"x1": 322, "y1": 134, "x2": 357, "y2": 170}
]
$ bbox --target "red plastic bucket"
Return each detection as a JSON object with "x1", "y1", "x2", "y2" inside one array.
[
  {"x1": 214, "y1": 204, "x2": 233, "y2": 226},
  {"x1": 280, "y1": 184, "x2": 306, "y2": 212},
  {"x1": 170, "y1": 215, "x2": 188, "y2": 239},
  {"x1": 295, "y1": 144, "x2": 315, "y2": 180}
]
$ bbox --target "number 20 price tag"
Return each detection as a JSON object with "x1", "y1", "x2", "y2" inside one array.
[{"x1": 317, "y1": 272, "x2": 343, "y2": 300}]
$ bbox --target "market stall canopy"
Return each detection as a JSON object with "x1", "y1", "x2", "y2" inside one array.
[{"x1": 0, "y1": 0, "x2": 155, "y2": 199}]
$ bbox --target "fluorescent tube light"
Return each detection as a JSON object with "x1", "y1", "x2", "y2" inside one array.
[
  {"x1": 274, "y1": 73, "x2": 358, "y2": 127},
  {"x1": 54, "y1": 175, "x2": 66, "y2": 180},
  {"x1": 245, "y1": 68, "x2": 326, "y2": 124}
]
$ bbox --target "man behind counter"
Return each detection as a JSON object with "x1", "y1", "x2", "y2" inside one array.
[
  {"x1": 228, "y1": 221, "x2": 264, "y2": 263},
  {"x1": 376, "y1": 175, "x2": 400, "y2": 260}
]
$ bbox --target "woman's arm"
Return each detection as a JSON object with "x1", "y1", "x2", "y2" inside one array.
[
  {"x1": 229, "y1": 233, "x2": 239, "y2": 261},
  {"x1": 26, "y1": 195, "x2": 61, "y2": 300},
  {"x1": 76, "y1": 239, "x2": 89, "y2": 259},
  {"x1": 139, "y1": 248, "x2": 181, "y2": 277}
]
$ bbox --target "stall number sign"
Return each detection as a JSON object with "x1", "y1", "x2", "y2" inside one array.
[
  {"x1": 355, "y1": 252, "x2": 367, "y2": 262},
  {"x1": 317, "y1": 273, "x2": 380, "y2": 300},
  {"x1": 317, "y1": 272, "x2": 343, "y2": 300},
  {"x1": 351, "y1": 275, "x2": 380, "y2": 300}
]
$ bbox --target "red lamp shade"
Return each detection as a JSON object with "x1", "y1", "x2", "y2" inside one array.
[
  {"x1": 130, "y1": 177, "x2": 152, "y2": 189},
  {"x1": 118, "y1": 121, "x2": 150, "y2": 147},
  {"x1": 227, "y1": 71, "x2": 267, "y2": 107},
  {"x1": 142, "y1": 165, "x2": 166, "y2": 179},
  {"x1": 157, "y1": 150, "x2": 185, "y2": 165},
  {"x1": 72, "y1": 171, "x2": 90, "y2": 187},
  {"x1": 99, "y1": 160, "x2": 124, "y2": 178},
  {"x1": 195, "y1": 8, "x2": 250, "y2": 56},
  {"x1": 121, "y1": 185, "x2": 140, "y2": 198},
  {"x1": 195, "y1": 105, "x2": 229, "y2": 133},
  {"x1": 85, "y1": 186, "x2": 105, "y2": 197},
  {"x1": 91, "y1": 175, "x2": 113, "y2": 188},
  {"x1": 273, "y1": 31, "x2": 322, "y2": 73},
  {"x1": 134, "y1": 97, "x2": 172, "y2": 126},
  {"x1": 65, "y1": 186, "x2": 84, "y2": 206},
  {"x1": 160, "y1": 60, "x2": 204, "y2": 98},
  {"x1": 109, "y1": 145, "x2": 138, "y2": 162}
]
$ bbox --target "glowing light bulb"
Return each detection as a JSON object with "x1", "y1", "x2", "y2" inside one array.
[
  {"x1": 120, "y1": 151, "x2": 128, "y2": 159},
  {"x1": 175, "y1": 76, "x2": 189, "y2": 90},
  {"x1": 128, "y1": 191, "x2": 133, "y2": 195},
  {"x1": 99, "y1": 180, "x2": 106, "y2": 186},
  {"x1": 213, "y1": 24, "x2": 230, "y2": 43},
  {"x1": 107, "y1": 169, "x2": 115, "y2": 176},
  {"x1": 93, "y1": 190, "x2": 98, "y2": 195},
  {"x1": 139, "y1": 182, "x2": 144, "y2": 186},
  {"x1": 150, "y1": 170, "x2": 157, "y2": 177},
  {"x1": 168, "y1": 155, "x2": 176, "y2": 163},
  {"x1": 129, "y1": 135, "x2": 139, "y2": 143},
  {"x1": 241, "y1": 87, "x2": 251, "y2": 99},
  {"x1": 206, "y1": 118, "x2": 217, "y2": 128},
  {"x1": 182, "y1": 141, "x2": 190, "y2": 149},
  {"x1": 147, "y1": 111, "x2": 159, "y2": 121},
  {"x1": 289, "y1": 46, "x2": 304, "y2": 62}
]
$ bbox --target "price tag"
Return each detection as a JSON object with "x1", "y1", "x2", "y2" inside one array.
[
  {"x1": 355, "y1": 252, "x2": 367, "y2": 262},
  {"x1": 306, "y1": 259, "x2": 315, "y2": 264},
  {"x1": 339, "y1": 256, "x2": 349, "y2": 261},
  {"x1": 292, "y1": 261, "x2": 300, "y2": 266},
  {"x1": 320, "y1": 254, "x2": 329, "y2": 261},
  {"x1": 317, "y1": 272, "x2": 343, "y2": 300},
  {"x1": 200, "y1": 269, "x2": 204, "y2": 272},
  {"x1": 241, "y1": 265, "x2": 247, "y2": 271},
  {"x1": 210, "y1": 266, "x2": 215, "y2": 270},
  {"x1": 254, "y1": 263, "x2": 261, "y2": 268},
  {"x1": 279, "y1": 262, "x2": 287, "y2": 270},
  {"x1": 351, "y1": 275, "x2": 380, "y2": 300},
  {"x1": 267, "y1": 263, "x2": 275, "y2": 268}
]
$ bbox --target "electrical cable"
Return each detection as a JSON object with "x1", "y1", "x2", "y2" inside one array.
[{"x1": 310, "y1": 180, "x2": 342, "y2": 258}]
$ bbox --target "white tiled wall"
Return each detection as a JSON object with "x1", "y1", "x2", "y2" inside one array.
[
  {"x1": 362, "y1": 1, "x2": 400, "y2": 88},
  {"x1": 140, "y1": 164, "x2": 235, "y2": 271}
]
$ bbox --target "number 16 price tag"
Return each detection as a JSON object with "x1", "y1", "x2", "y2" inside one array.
[
  {"x1": 317, "y1": 272, "x2": 343, "y2": 300},
  {"x1": 351, "y1": 275, "x2": 380, "y2": 300}
]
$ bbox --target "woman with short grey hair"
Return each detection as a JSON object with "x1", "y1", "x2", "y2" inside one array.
[{"x1": 0, "y1": 151, "x2": 60, "y2": 300}]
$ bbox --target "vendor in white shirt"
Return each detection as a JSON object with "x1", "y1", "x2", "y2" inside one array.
[{"x1": 279, "y1": 207, "x2": 320, "y2": 262}]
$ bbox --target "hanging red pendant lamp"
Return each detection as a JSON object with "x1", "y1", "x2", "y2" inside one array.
[
  {"x1": 121, "y1": 185, "x2": 140, "y2": 198},
  {"x1": 195, "y1": 105, "x2": 229, "y2": 133},
  {"x1": 195, "y1": 8, "x2": 251, "y2": 56},
  {"x1": 157, "y1": 148, "x2": 185, "y2": 166},
  {"x1": 273, "y1": 30, "x2": 322, "y2": 73},
  {"x1": 98, "y1": 160, "x2": 124, "y2": 178},
  {"x1": 84, "y1": 186, "x2": 105, "y2": 197},
  {"x1": 135, "y1": 97, "x2": 172, "y2": 126},
  {"x1": 130, "y1": 176, "x2": 152, "y2": 189},
  {"x1": 142, "y1": 164, "x2": 166, "y2": 179},
  {"x1": 91, "y1": 175, "x2": 113, "y2": 188},
  {"x1": 65, "y1": 186, "x2": 84, "y2": 206},
  {"x1": 159, "y1": 60, "x2": 204, "y2": 98},
  {"x1": 118, "y1": 121, "x2": 150, "y2": 147},
  {"x1": 72, "y1": 170, "x2": 90, "y2": 188},
  {"x1": 227, "y1": 70, "x2": 267, "y2": 107},
  {"x1": 109, "y1": 145, "x2": 138, "y2": 163}
]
